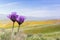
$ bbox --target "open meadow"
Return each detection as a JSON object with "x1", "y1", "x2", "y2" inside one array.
[{"x1": 0, "y1": 19, "x2": 60, "y2": 40}]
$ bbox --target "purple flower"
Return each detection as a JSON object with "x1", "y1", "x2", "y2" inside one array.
[
  {"x1": 16, "y1": 16, "x2": 25, "y2": 32},
  {"x1": 16, "y1": 16, "x2": 25, "y2": 25},
  {"x1": 8, "y1": 12, "x2": 18, "y2": 22},
  {"x1": 8, "y1": 12, "x2": 18, "y2": 36}
]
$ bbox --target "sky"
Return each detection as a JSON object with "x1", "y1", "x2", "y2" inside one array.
[{"x1": 0, "y1": 0, "x2": 60, "y2": 18}]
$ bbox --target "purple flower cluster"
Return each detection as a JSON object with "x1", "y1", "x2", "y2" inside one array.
[
  {"x1": 16, "y1": 16, "x2": 25, "y2": 25},
  {"x1": 8, "y1": 12, "x2": 25, "y2": 32}
]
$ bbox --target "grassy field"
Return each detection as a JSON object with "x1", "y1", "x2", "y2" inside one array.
[
  {"x1": 24, "y1": 24, "x2": 60, "y2": 34},
  {"x1": 0, "y1": 19, "x2": 60, "y2": 40}
]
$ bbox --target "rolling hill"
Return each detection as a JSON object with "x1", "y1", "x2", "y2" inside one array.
[
  {"x1": 0, "y1": 19, "x2": 60, "y2": 34},
  {"x1": 0, "y1": 19, "x2": 60, "y2": 28}
]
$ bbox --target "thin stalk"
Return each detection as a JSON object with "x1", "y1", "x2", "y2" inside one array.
[
  {"x1": 11, "y1": 22, "x2": 15, "y2": 40},
  {"x1": 12, "y1": 22, "x2": 14, "y2": 32},
  {"x1": 18, "y1": 25, "x2": 20, "y2": 33}
]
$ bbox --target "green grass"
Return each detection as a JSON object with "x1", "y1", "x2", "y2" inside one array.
[
  {"x1": 24, "y1": 24, "x2": 60, "y2": 34},
  {"x1": 0, "y1": 23, "x2": 60, "y2": 40}
]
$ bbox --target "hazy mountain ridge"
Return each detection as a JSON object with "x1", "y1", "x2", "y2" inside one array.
[{"x1": 0, "y1": 14, "x2": 60, "y2": 21}]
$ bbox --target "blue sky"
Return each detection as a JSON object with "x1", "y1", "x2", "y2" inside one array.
[{"x1": 0, "y1": 0, "x2": 60, "y2": 18}]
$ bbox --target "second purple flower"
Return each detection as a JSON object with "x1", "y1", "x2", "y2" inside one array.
[{"x1": 16, "y1": 16, "x2": 25, "y2": 32}]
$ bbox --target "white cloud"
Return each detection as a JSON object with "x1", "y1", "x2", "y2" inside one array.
[
  {"x1": 0, "y1": 2, "x2": 19, "y2": 14},
  {"x1": 0, "y1": 2, "x2": 60, "y2": 18},
  {"x1": 17, "y1": 8, "x2": 60, "y2": 17},
  {"x1": 0, "y1": 2, "x2": 18, "y2": 7}
]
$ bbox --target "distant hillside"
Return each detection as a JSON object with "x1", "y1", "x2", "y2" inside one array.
[
  {"x1": 0, "y1": 14, "x2": 60, "y2": 21},
  {"x1": 0, "y1": 19, "x2": 60, "y2": 28}
]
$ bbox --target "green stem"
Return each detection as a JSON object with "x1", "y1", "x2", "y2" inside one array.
[
  {"x1": 11, "y1": 22, "x2": 15, "y2": 40},
  {"x1": 12, "y1": 22, "x2": 14, "y2": 32},
  {"x1": 18, "y1": 25, "x2": 20, "y2": 32}
]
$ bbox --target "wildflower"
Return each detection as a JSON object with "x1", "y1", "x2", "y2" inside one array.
[
  {"x1": 8, "y1": 12, "x2": 18, "y2": 22},
  {"x1": 8, "y1": 12, "x2": 18, "y2": 40},
  {"x1": 16, "y1": 16, "x2": 25, "y2": 32},
  {"x1": 8, "y1": 12, "x2": 18, "y2": 32}
]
